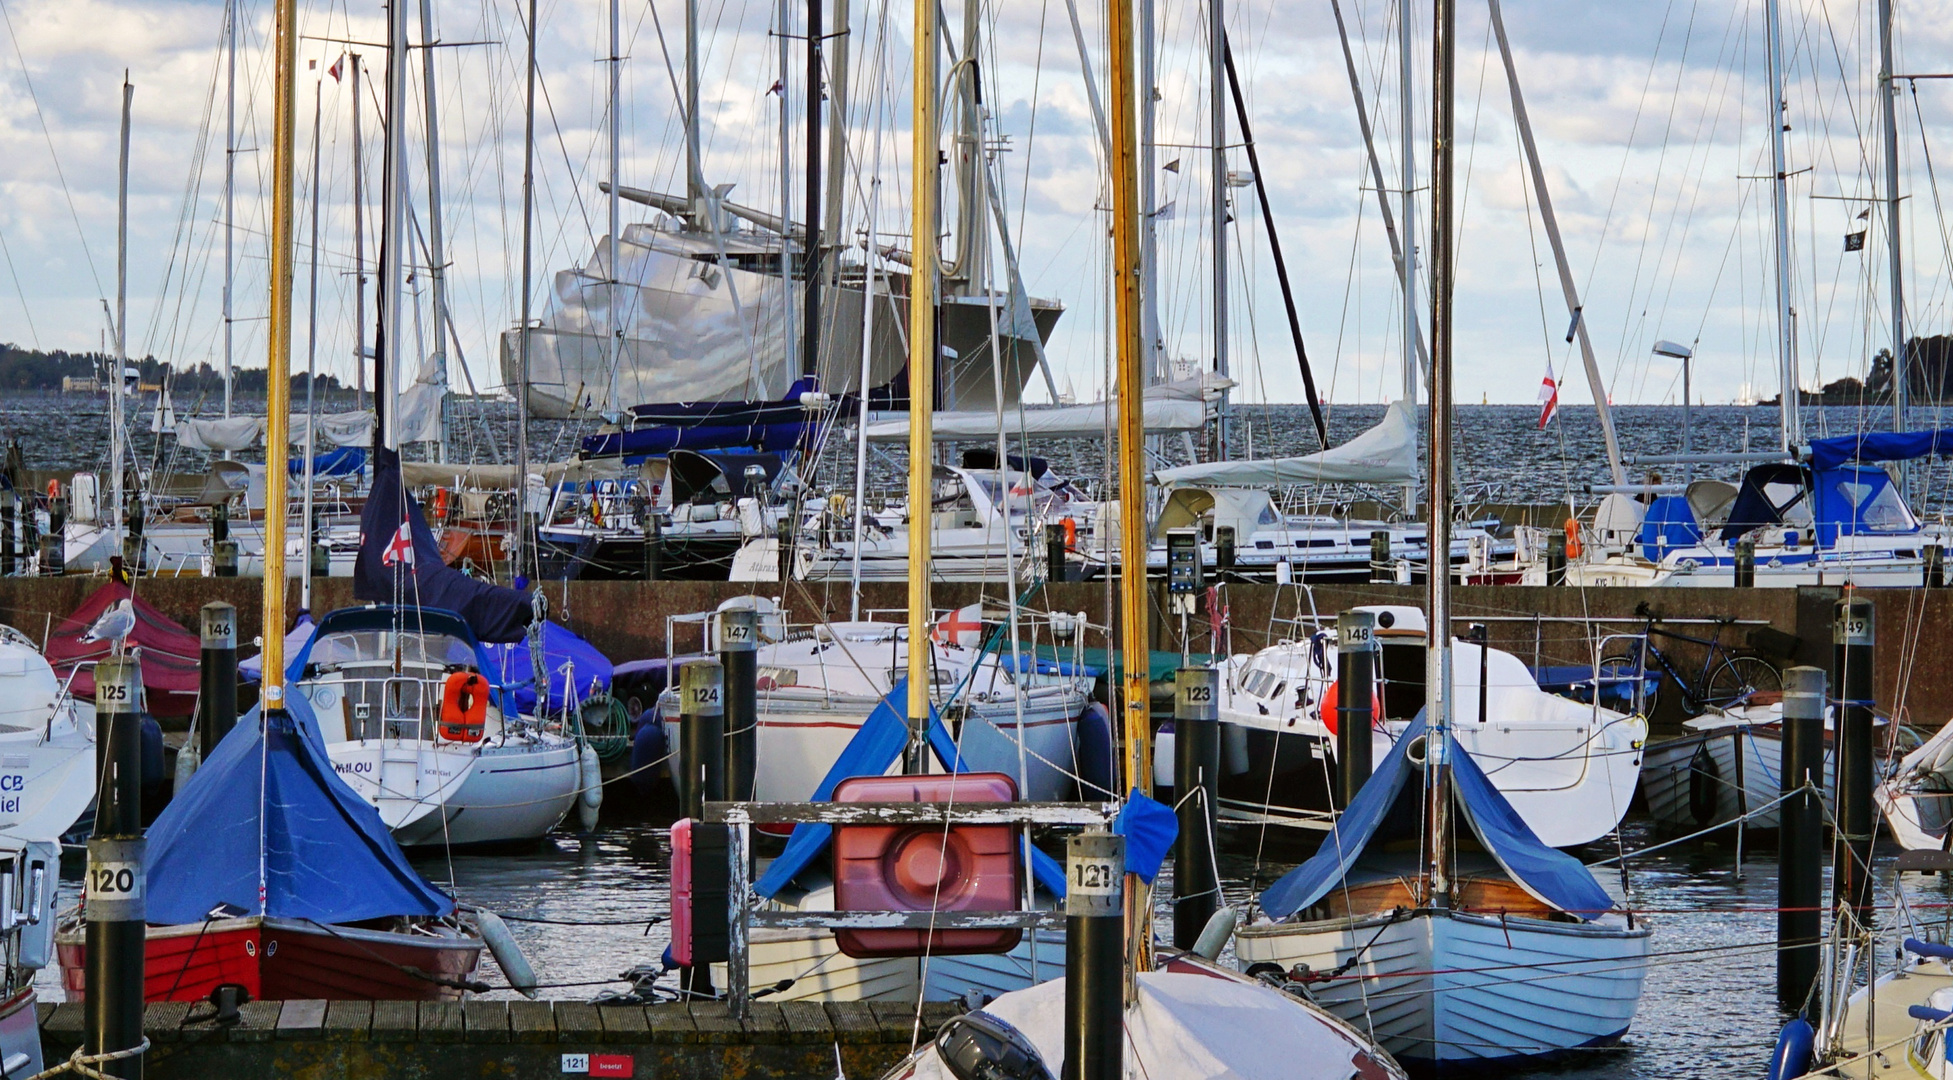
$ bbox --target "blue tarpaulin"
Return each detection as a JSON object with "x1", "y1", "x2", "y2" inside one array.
[
  {"x1": 289, "y1": 445, "x2": 367, "y2": 477},
  {"x1": 144, "y1": 696, "x2": 454, "y2": 925},
  {"x1": 1259, "y1": 713, "x2": 1616, "y2": 921},
  {"x1": 752, "y1": 681, "x2": 1065, "y2": 899},
  {"x1": 356, "y1": 446, "x2": 533, "y2": 643},
  {"x1": 482, "y1": 620, "x2": 613, "y2": 714},
  {"x1": 1636, "y1": 495, "x2": 1703, "y2": 561},
  {"x1": 1112, "y1": 790, "x2": 1178, "y2": 884},
  {"x1": 1808, "y1": 428, "x2": 1953, "y2": 471}
]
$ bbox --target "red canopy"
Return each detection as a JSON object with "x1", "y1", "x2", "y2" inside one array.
[{"x1": 47, "y1": 583, "x2": 202, "y2": 717}]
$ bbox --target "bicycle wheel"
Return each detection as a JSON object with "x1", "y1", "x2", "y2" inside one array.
[
  {"x1": 1704, "y1": 654, "x2": 1782, "y2": 711},
  {"x1": 1596, "y1": 650, "x2": 1662, "y2": 717}
]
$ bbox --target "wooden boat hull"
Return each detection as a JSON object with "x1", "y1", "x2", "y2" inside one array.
[
  {"x1": 1641, "y1": 726, "x2": 1839, "y2": 832},
  {"x1": 56, "y1": 916, "x2": 483, "y2": 1002},
  {"x1": 1236, "y1": 906, "x2": 1650, "y2": 1067}
]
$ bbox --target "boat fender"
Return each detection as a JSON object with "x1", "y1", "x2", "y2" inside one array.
[
  {"x1": 1905, "y1": 937, "x2": 1953, "y2": 961},
  {"x1": 670, "y1": 819, "x2": 696, "y2": 966},
  {"x1": 577, "y1": 743, "x2": 602, "y2": 832},
  {"x1": 139, "y1": 713, "x2": 166, "y2": 805},
  {"x1": 629, "y1": 712, "x2": 669, "y2": 800},
  {"x1": 473, "y1": 908, "x2": 539, "y2": 999},
  {"x1": 1766, "y1": 1016, "x2": 1813, "y2": 1080},
  {"x1": 439, "y1": 672, "x2": 489, "y2": 742},
  {"x1": 173, "y1": 742, "x2": 201, "y2": 795},
  {"x1": 1191, "y1": 905, "x2": 1238, "y2": 960},
  {"x1": 1073, "y1": 703, "x2": 1115, "y2": 799},
  {"x1": 1319, "y1": 682, "x2": 1383, "y2": 737},
  {"x1": 935, "y1": 1011, "x2": 1054, "y2": 1080}
]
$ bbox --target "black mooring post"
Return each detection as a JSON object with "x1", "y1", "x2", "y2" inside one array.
[
  {"x1": 1735, "y1": 538, "x2": 1756, "y2": 588},
  {"x1": 679, "y1": 660, "x2": 727, "y2": 998},
  {"x1": 643, "y1": 512, "x2": 664, "y2": 582},
  {"x1": 1832, "y1": 597, "x2": 1875, "y2": 922},
  {"x1": 1927, "y1": 543, "x2": 1945, "y2": 589},
  {"x1": 87, "y1": 656, "x2": 146, "y2": 1079},
  {"x1": 1778, "y1": 665, "x2": 1825, "y2": 1012},
  {"x1": 719, "y1": 609, "x2": 758, "y2": 803},
  {"x1": 1369, "y1": 530, "x2": 1391, "y2": 584},
  {"x1": 1336, "y1": 611, "x2": 1378, "y2": 809},
  {"x1": 212, "y1": 539, "x2": 239, "y2": 578},
  {"x1": 199, "y1": 602, "x2": 238, "y2": 758},
  {"x1": 2, "y1": 491, "x2": 16, "y2": 576},
  {"x1": 21, "y1": 491, "x2": 37, "y2": 575},
  {"x1": 1171, "y1": 668, "x2": 1220, "y2": 951},
  {"x1": 1546, "y1": 531, "x2": 1567, "y2": 586},
  {"x1": 211, "y1": 499, "x2": 229, "y2": 546},
  {"x1": 43, "y1": 495, "x2": 66, "y2": 577},
  {"x1": 1065, "y1": 831, "x2": 1124, "y2": 1080},
  {"x1": 1046, "y1": 523, "x2": 1068, "y2": 584}
]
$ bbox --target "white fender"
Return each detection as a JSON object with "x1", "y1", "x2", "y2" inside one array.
[
  {"x1": 577, "y1": 743, "x2": 603, "y2": 831},
  {"x1": 173, "y1": 743, "x2": 201, "y2": 794},
  {"x1": 473, "y1": 908, "x2": 539, "y2": 998}
]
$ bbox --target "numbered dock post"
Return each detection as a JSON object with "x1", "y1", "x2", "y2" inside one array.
[
  {"x1": 1065, "y1": 831, "x2": 1124, "y2": 1080},
  {"x1": 719, "y1": 610, "x2": 758, "y2": 803},
  {"x1": 1171, "y1": 668, "x2": 1220, "y2": 951},
  {"x1": 678, "y1": 659, "x2": 727, "y2": 998},
  {"x1": 1778, "y1": 665, "x2": 1824, "y2": 1011},
  {"x1": 88, "y1": 657, "x2": 145, "y2": 1078},
  {"x1": 1832, "y1": 598, "x2": 1875, "y2": 921},
  {"x1": 199, "y1": 603, "x2": 238, "y2": 758},
  {"x1": 1734, "y1": 538, "x2": 1756, "y2": 588},
  {"x1": 1336, "y1": 610, "x2": 1379, "y2": 809}
]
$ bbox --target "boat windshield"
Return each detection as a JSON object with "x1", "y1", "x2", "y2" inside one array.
[{"x1": 305, "y1": 629, "x2": 477, "y2": 672}]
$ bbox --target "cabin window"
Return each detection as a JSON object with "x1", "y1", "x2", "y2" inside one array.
[
  {"x1": 1257, "y1": 504, "x2": 1281, "y2": 527},
  {"x1": 1838, "y1": 479, "x2": 1914, "y2": 532},
  {"x1": 1378, "y1": 643, "x2": 1426, "y2": 720}
]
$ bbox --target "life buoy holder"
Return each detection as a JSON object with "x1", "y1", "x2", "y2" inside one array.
[
  {"x1": 438, "y1": 671, "x2": 489, "y2": 742},
  {"x1": 1564, "y1": 518, "x2": 1584, "y2": 560},
  {"x1": 1319, "y1": 679, "x2": 1385, "y2": 737},
  {"x1": 431, "y1": 487, "x2": 453, "y2": 521}
]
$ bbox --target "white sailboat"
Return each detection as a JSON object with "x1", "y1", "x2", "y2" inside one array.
[{"x1": 0, "y1": 627, "x2": 96, "y2": 842}]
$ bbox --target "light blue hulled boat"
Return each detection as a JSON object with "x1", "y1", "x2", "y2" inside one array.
[{"x1": 1234, "y1": 712, "x2": 1651, "y2": 1068}]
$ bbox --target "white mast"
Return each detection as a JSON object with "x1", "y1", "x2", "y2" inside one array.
[
  {"x1": 114, "y1": 77, "x2": 131, "y2": 557},
  {"x1": 1208, "y1": 0, "x2": 1227, "y2": 457},
  {"x1": 418, "y1": 0, "x2": 452, "y2": 458},
  {"x1": 223, "y1": 0, "x2": 236, "y2": 418},
  {"x1": 351, "y1": 55, "x2": 368, "y2": 410},
  {"x1": 303, "y1": 76, "x2": 321, "y2": 611},
  {"x1": 1765, "y1": 0, "x2": 1799, "y2": 449},
  {"x1": 1398, "y1": 0, "x2": 1419, "y2": 507},
  {"x1": 381, "y1": 0, "x2": 411, "y2": 448},
  {"x1": 1879, "y1": 0, "x2": 1906, "y2": 452},
  {"x1": 606, "y1": 0, "x2": 623, "y2": 415},
  {"x1": 777, "y1": 0, "x2": 796, "y2": 375}
]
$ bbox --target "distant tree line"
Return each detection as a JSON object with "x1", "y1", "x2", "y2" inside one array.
[{"x1": 0, "y1": 344, "x2": 352, "y2": 394}]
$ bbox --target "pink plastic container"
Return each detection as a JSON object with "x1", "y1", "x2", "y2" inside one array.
[
  {"x1": 831, "y1": 772, "x2": 1021, "y2": 959},
  {"x1": 669, "y1": 818, "x2": 696, "y2": 966}
]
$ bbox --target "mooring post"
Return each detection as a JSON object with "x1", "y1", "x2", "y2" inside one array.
[
  {"x1": 87, "y1": 656, "x2": 146, "y2": 1079},
  {"x1": 1, "y1": 490, "x2": 16, "y2": 577},
  {"x1": 21, "y1": 490, "x2": 37, "y2": 575},
  {"x1": 1832, "y1": 597, "x2": 1875, "y2": 921},
  {"x1": 1171, "y1": 668, "x2": 1220, "y2": 951},
  {"x1": 775, "y1": 521, "x2": 794, "y2": 583},
  {"x1": 642, "y1": 511, "x2": 663, "y2": 582},
  {"x1": 1046, "y1": 523, "x2": 1068, "y2": 584},
  {"x1": 1336, "y1": 610, "x2": 1378, "y2": 809},
  {"x1": 719, "y1": 609, "x2": 758, "y2": 803},
  {"x1": 1214, "y1": 526, "x2": 1236, "y2": 574},
  {"x1": 1778, "y1": 665, "x2": 1824, "y2": 1012},
  {"x1": 309, "y1": 507, "x2": 329, "y2": 579},
  {"x1": 199, "y1": 603, "x2": 238, "y2": 758},
  {"x1": 1369, "y1": 530, "x2": 1391, "y2": 584},
  {"x1": 43, "y1": 496, "x2": 65, "y2": 577},
  {"x1": 122, "y1": 491, "x2": 143, "y2": 574},
  {"x1": 1065, "y1": 831, "x2": 1124, "y2": 1080},
  {"x1": 679, "y1": 659, "x2": 727, "y2": 997},
  {"x1": 1926, "y1": 543, "x2": 1945, "y2": 588},
  {"x1": 1735, "y1": 537, "x2": 1756, "y2": 588},
  {"x1": 211, "y1": 499, "x2": 228, "y2": 547},
  {"x1": 1546, "y1": 530, "x2": 1567, "y2": 586},
  {"x1": 212, "y1": 539, "x2": 239, "y2": 578}
]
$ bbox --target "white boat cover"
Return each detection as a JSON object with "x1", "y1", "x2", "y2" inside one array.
[
  {"x1": 1151, "y1": 398, "x2": 1417, "y2": 487},
  {"x1": 901, "y1": 970, "x2": 1393, "y2": 1080},
  {"x1": 177, "y1": 411, "x2": 377, "y2": 452},
  {"x1": 290, "y1": 410, "x2": 377, "y2": 450},
  {"x1": 863, "y1": 382, "x2": 1213, "y2": 443}
]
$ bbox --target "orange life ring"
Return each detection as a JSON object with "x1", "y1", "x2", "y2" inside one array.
[
  {"x1": 1319, "y1": 679, "x2": 1384, "y2": 737},
  {"x1": 438, "y1": 671, "x2": 489, "y2": 742},
  {"x1": 431, "y1": 487, "x2": 452, "y2": 521},
  {"x1": 1563, "y1": 518, "x2": 1584, "y2": 560}
]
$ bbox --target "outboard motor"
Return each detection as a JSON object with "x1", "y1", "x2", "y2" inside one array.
[{"x1": 935, "y1": 1011, "x2": 1053, "y2": 1080}]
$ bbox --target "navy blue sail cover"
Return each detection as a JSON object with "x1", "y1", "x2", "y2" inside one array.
[
  {"x1": 1259, "y1": 713, "x2": 1616, "y2": 921},
  {"x1": 144, "y1": 695, "x2": 454, "y2": 925},
  {"x1": 482, "y1": 619, "x2": 613, "y2": 714},
  {"x1": 356, "y1": 446, "x2": 532, "y2": 642},
  {"x1": 1808, "y1": 428, "x2": 1953, "y2": 470}
]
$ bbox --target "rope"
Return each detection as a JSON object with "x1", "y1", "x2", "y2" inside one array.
[{"x1": 23, "y1": 1037, "x2": 151, "y2": 1080}]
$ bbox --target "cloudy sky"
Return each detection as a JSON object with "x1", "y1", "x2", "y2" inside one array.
[{"x1": 2, "y1": 0, "x2": 1951, "y2": 413}]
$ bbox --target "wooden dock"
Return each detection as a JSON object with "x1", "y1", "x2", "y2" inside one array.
[{"x1": 38, "y1": 998, "x2": 967, "y2": 1080}]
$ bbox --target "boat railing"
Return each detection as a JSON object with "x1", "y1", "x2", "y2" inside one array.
[{"x1": 701, "y1": 798, "x2": 1118, "y2": 1019}]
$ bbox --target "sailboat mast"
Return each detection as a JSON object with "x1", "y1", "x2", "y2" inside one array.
[
  {"x1": 262, "y1": 0, "x2": 298, "y2": 706},
  {"x1": 1207, "y1": 0, "x2": 1226, "y2": 458},
  {"x1": 352, "y1": 55, "x2": 367, "y2": 411},
  {"x1": 224, "y1": 0, "x2": 236, "y2": 418},
  {"x1": 904, "y1": 0, "x2": 937, "y2": 770},
  {"x1": 303, "y1": 77, "x2": 322, "y2": 613},
  {"x1": 418, "y1": 0, "x2": 452, "y2": 458},
  {"x1": 1423, "y1": 0, "x2": 1455, "y2": 908},
  {"x1": 776, "y1": 0, "x2": 796, "y2": 374},
  {"x1": 607, "y1": 0, "x2": 623, "y2": 415},
  {"x1": 1109, "y1": 0, "x2": 1150, "y2": 971},
  {"x1": 1138, "y1": 0, "x2": 1161, "y2": 384},
  {"x1": 515, "y1": 0, "x2": 539, "y2": 581},
  {"x1": 1879, "y1": 0, "x2": 1906, "y2": 450},
  {"x1": 1397, "y1": 0, "x2": 1418, "y2": 508},
  {"x1": 380, "y1": 0, "x2": 410, "y2": 448},
  {"x1": 1764, "y1": 0, "x2": 1798, "y2": 449},
  {"x1": 802, "y1": 0, "x2": 823, "y2": 381},
  {"x1": 113, "y1": 79, "x2": 130, "y2": 559}
]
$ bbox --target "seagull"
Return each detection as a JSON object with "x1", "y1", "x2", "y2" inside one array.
[{"x1": 81, "y1": 599, "x2": 137, "y2": 655}]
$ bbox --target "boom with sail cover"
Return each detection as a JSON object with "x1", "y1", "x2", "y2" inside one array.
[
  {"x1": 1151, "y1": 400, "x2": 1416, "y2": 487},
  {"x1": 355, "y1": 446, "x2": 533, "y2": 642}
]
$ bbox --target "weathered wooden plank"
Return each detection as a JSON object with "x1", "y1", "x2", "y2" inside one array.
[
  {"x1": 555, "y1": 1001, "x2": 604, "y2": 1043},
  {"x1": 141, "y1": 1001, "x2": 191, "y2": 1045},
  {"x1": 738, "y1": 1001, "x2": 790, "y2": 1040},
  {"x1": 33, "y1": 1002, "x2": 51, "y2": 1029},
  {"x1": 273, "y1": 999, "x2": 328, "y2": 1041},
  {"x1": 418, "y1": 1001, "x2": 465, "y2": 1044},
  {"x1": 779, "y1": 1000, "x2": 835, "y2": 1044},
  {"x1": 230, "y1": 1000, "x2": 283, "y2": 1043},
  {"x1": 44, "y1": 1002, "x2": 84, "y2": 1041},
  {"x1": 644, "y1": 1002, "x2": 697, "y2": 1044},
  {"x1": 752, "y1": 911, "x2": 1064, "y2": 930},
  {"x1": 322, "y1": 999, "x2": 373, "y2": 1042},
  {"x1": 463, "y1": 1000, "x2": 510, "y2": 1044},
  {"x1": 509, "y1": 999, "x2": 556, "y2": 1044},
  {"x1": 870, "y1": 1002, "x2": 928, "y2": 1043},
  {"x1": 918, "y1": 1001, "x2": 965, "y2": 1033},
  {"x1": 706, "y1": 801, "x2": 1115, "y2": 826},
  {"x1": 688, "y1": 1001, "x2": 743, "y2": 1045},
  {"x1": 824, "y1": 1001, "x2": 882, "y2": 1045},
  {"x1": 598, "y1": 1004, "x2": 650, "y2": 1044},
  {"x1": 370, "y1": 999, "x2": 419, "y2": 1043}
]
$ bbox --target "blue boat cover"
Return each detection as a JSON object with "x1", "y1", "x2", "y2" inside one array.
[
  {"x1": 1636, "y1": 495, "x2": 1702, "y2": 561},
  {"x1": 1112, "y1": 790, "x2": 1178, "y2": 884},
  {"x1": 144, "y1": 695, "x2": 454, "y2": 925},
  {"x1": 289, "y1": 445, "x2": 367, "y2": 477},
  {"x1": 1809, "y1": 465, "x2": 1916, "y2": 545},
  {"x1": 356, "y1": 446, "x2": 533, "y2": 642},
  {"x1": 1259, "y1": 713, "x2": 1616, "y2": 921},
  {"x1": 287, "y1": 606, "x2": 521, "y2": 718},
  {"x1": 580, "y1": 378, "x2": 821, "y2": 462},
  {"x1": 238, "y1": 613, "x2": 316, "y2": 682},
  {"x1": 752, "y1": 680, "x2": 1065, "y2": 899},
  {"x1": 481, "y1": 620, "x2": 613, "y2": 714},
  {"x1": 1808, "y1": 428, "x2": 1953, "y2": 470},
  {"x1": 1720, "y1": 464, "x2": 1810, "y2": 542}
]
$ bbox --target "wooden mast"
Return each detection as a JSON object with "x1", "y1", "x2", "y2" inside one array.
[
  {"x1": 903, "y1": 0, "x2": 938, "y2": 765},
  {"x1": 1109, "y1": 0, "x2": 1149, "y2": 973},
  {"x1": 1421, "y1": 0, "x2": 1455, "y2": 907},
  {"x1": 261, "y1": 0, "x2": 298, "y2": 708}
]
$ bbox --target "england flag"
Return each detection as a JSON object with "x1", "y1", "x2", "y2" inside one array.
[{"x1": 1537, "y1": 362, "x2": 1559, "y2": 429}]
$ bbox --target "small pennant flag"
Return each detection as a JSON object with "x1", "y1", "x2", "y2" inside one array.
[
  {"x1": 766, "y1": 78, "x2": 783, "y2": 95},
  {"x1": 327, "y1": 54, "x2": 345, "y2": 81},
  {"x1": 932, "y1": 603, "x2": 985, "y2": 649},
  {"x1": 1537, "y1": 361, "x2": 1559, "y2": 429},
  {"x1": 1845, "y1": 230, "x2": 1867, "y2": 252},
  {"x1": 1163, "y1": 158, "x2": 1181, "y2": 173}
]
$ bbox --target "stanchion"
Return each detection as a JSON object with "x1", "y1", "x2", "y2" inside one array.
[
  {"x1": 678, "y1": 659, "x2": 726, "y2": 997},
  {"x1": 1778, "y1": 665, "x2": 1824, "y2": 1012},
  {"x1": 1171, "y1": 668, "x2": 1219, "y2": 950},
  {"x1": 1735, "y1": 538, "x2": 1756, "y2": 588},
  {"x1": 1065, "y1": 832, "x2": 1123, "y2": 1080},
  {"x1": 719, "y1": 610, "x2": 758, "y2": 803},
  {"x1": 199, "y1": 603, "x2": 238, "y2": 757},
  {"x1": 1832, "y1": 598, "x2": 1874, "y2": 921},
  {"x1": 1336, "y1": 610, "x2": 1378, "y2": 808},
  {"x1": 87, "y1": 657, "x2": 146, "y2": 1079}
]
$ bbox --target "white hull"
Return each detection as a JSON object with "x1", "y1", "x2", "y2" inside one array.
[
  {"x1": 325, "y1": 735, "x2": 582, "y2": 848},
  {"x1": 1236, "y1": 907, "x2": 1649, "y2": 1066},
  {"x1": 1641, "y1": 725, "x2": 1837, "y2": 831}
]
